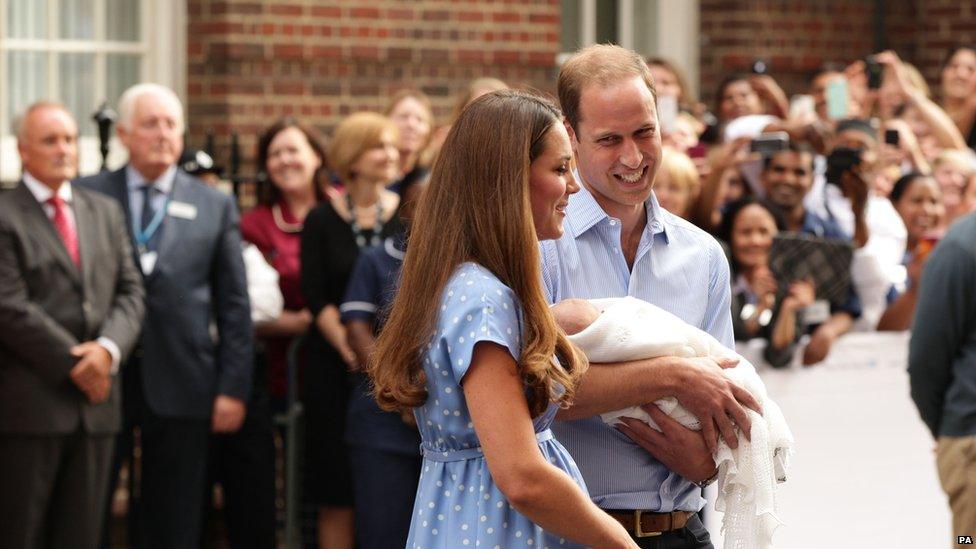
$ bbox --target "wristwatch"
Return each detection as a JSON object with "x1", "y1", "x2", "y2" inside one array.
[{"x1": 696, "y1": 469, "x2": 719, "y2": 489}]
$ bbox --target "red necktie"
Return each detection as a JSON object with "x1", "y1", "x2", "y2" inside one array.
[{"x1": 48, "y1": 195, "x2": 80, "y2": 268}]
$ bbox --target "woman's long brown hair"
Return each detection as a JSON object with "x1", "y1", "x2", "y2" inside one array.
[{"x1": 369, "y1": 89, "x2": 587, "y2": 418}]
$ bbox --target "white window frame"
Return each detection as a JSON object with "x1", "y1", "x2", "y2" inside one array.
[
  {"x1": 0, "y1": 0, "x2": 186, "y2": 183},
  {"x1": 557, "y1": 0, "x2": 700, "y2": 100}
]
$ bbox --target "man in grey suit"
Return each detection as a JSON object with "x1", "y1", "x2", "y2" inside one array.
[
  {"x1": 76, "y1": 83, "x2": 253, "y2": 548},
  {"x1": 0, "y1": 102, "x2": 145, "y2": 549}
]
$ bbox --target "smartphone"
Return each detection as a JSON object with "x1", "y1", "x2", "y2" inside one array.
[
  {"x1": 826, "y1": 79, "x2": 849, "y2": 120},
  {"x1": 657, "y1": 95, "x2": 678, "y2": 135},
  {"x1": 866, "y1": 56, "x2": 883, "y2": 90},
  {"x1": 750, "y1": 131, "x2": 789, "y2": 155},
  {"x1": 884, "y1": 128, "x2": 900, "y2": 146}
]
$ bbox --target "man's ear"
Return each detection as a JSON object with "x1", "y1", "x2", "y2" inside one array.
[
  {"x1": 564, "y1": 118, "x2": 579, "y2": 153},
  {"x1": 116, "y1": 123, "x2": 128, "y2": 147}
]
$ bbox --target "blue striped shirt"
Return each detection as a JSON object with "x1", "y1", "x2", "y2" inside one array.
[{"x1": 541, "y1": 183, "x2": 734, "y2": 512}]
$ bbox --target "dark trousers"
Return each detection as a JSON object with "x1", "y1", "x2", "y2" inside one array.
[
  {"x1": 350, "y1": 447, "x2": 422, "y2": 549},
  {"x1": 102, "y1": 359, "x2": 211, "y2": 549},
  {"x1": 632, "y1": 515, "x2": 713, "y2": 549},
  {"x1": 0, "y1": 429, "x2": 114, "y2": 549},
  {"x1": 203, "y1": 386, "x2": 277, "y2": 548}
]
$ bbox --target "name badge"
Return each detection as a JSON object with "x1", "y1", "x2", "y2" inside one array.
[
  {"x1": 140, "y1": 251, "x2": 158, "y2": 275},
  {"x1": 168, "y1": 201, "x2": 197, "y2": 220}
]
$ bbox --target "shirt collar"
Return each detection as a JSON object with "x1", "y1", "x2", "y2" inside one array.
[
  {"x1": 565, "y1": 176, "x2": 607, "y2": 238},
  {"x1": 23, "y1": 171, "x2": 72, "y2": 204},
  {"x1": 565, "y1": 171, "x2": 670, "y2": 245},
  {"x1": 126, "y1": 164, "x2": 177, "y2": 195},
  {"x1": 800, "y1": 209, "x2": 827, "y2": 237}
]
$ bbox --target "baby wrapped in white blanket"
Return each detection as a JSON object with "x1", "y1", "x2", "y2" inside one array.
[{"x1": 552, "y1": 297, "x2": 794, "y2": 549}]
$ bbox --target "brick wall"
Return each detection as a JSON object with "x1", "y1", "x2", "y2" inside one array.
[
  {"x1": 698, "y1": 0, "x2": 919, "y2": 107},
  {"x1": 911, "y1": 1, "x2": 976, "y2": 94},
  {"x1": 185, "y1": 0, "x2": 561, "y2": 176}
]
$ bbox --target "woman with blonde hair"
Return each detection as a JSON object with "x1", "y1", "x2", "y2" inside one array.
[
  {"x1": 371, "y1": 90, "x2": 637, "y2": 548},
  {"x1": 654, "y1": 146, "x2": 701, "y2": 220},
  {"x1": 932, "y1": 148, "x2": 976, "y2": 225},
  {"x1": 300, "y1": 111, "x2": 402, "y2": 549},
  {"x1": 384, "y1": 89, "x2": 434, "y2": 194}
]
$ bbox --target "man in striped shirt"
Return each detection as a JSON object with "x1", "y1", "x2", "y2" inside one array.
[{"x1": 544, "y1": 44, "x2": 761, "y2": 548}]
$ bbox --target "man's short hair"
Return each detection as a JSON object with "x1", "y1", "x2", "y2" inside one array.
[
  {"x1": 117, "y1": 83, "x2": 184, "y2": 133},
  {"x1": 557, "y1": 44, "x2": 656, "y2": 132},
  {"x1": 762, "y1": 141, "x2": 815, "y2": 171},
  {"x1": 13, "y1": 101, "x2": 72, "y2": 142},
  {"x1": 835, "y1": 118, "x2": 877, "y2": 142}
]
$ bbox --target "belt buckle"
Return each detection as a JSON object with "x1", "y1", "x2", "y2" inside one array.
[{"x1": 633, "y1": 510, "x2": 663, "y2": 538}]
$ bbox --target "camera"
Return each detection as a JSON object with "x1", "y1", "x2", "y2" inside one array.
[
  {"x1": 826, "y1": 147, "x2": 862, "y2": 185},
  {"x1": 884, "y1": 128, "x2": 900, "y2": 146},
  {"x1": 750, "y1": 132, "x2": 789, "y2": 155},
  {"x1": 865, "y1": 56, "x2": 883, "y2": 90}
]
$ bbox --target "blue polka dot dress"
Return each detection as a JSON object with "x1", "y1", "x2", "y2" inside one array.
[{"x1": 407, "y1": 262, "x2": 588, "y2": 549}]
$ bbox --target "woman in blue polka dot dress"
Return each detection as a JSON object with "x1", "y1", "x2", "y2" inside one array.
[{"x1": 370, "y1": 90, "x2": 638, "y2": 549}]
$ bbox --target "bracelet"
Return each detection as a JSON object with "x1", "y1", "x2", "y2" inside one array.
[{"x1": 696, "y1": 469, "x2": 719, "y2": 489}]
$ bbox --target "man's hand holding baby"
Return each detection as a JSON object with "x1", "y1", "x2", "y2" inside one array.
[
  {"x1": 667, "y1": 355, "x2": 762, "y2": 453},
  {"x1": 617, "y1": 405, "x2": 718, "y2": 483}
]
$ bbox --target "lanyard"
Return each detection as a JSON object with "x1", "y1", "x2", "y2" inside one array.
[{"x1": 133, "y1": 193, "x2": 170, "y2": 250}]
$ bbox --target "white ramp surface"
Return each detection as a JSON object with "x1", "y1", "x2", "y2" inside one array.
[{"x1": 706, "y1": 332, "x2": 952, "y2": 548}]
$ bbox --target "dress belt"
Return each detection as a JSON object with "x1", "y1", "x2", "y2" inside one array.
[{"x1": 421, "y1": 429, "x2": 555, "y2": 462}]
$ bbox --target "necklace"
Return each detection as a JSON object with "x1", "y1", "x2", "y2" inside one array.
[
  {"x1": 272, "y1": 203, "x2": 303, "y2": 233},
  {"x1": 346, "y1": 193, "x2": 384, "y2": 248}
]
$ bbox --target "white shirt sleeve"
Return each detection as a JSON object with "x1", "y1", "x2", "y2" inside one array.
[
  {"x1": 242, "y1": 243, "x2": 284, "y2": 324},
  {"x1": 96, "y1": 336, "x2": 121, "y2": 375}
]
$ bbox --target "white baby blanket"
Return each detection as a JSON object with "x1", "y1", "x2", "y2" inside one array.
[{"x1": 566, "y1": 297, "x2": 794, "y2": 549}]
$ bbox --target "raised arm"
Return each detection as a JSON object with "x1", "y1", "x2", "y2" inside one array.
[{"x1": 877, "y1": 50, "x2": 968, "y2": 151}]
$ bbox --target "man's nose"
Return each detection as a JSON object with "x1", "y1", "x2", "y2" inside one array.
[
  {"x1": 56, "y1": 139, "x2": 74, "y2": 155},
  {"x1": 618, "y1": 139, "x2": 642, "y2": 169}
]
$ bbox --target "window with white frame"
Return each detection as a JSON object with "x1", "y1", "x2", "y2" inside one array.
[
  {"x1": 1, "y1": 0, "x2": 185, "y2": 183},
  {"x1": 558, "y1": 0, "x2": 700, "y2": 99}
]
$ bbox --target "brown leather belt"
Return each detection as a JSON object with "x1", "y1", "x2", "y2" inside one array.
[{"x1": 607, "y1": 509, "x2": 694, "y2": 538}]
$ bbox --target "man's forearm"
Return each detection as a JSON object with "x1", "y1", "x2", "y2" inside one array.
[{"x1": 558, "y1": 357, "x2": 679, "y2": 420}]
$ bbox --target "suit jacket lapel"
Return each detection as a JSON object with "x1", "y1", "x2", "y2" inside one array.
[
  {"x1": 111, "y1": 167, "x2": 142, "y2": 271},
  {"x1": 73, "y1": 190, "x2": 97, "y2": 298},
  {"x1": 13, "y1": 182, "x2": 81, "y2": 285},
  {"x1": 112, "y1": 168, "x2": 136, "y2": 242}
]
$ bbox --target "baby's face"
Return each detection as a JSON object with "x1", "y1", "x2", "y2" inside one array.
[{"x1": 552, "y1": 299, "x2": 602, "y2": 336}]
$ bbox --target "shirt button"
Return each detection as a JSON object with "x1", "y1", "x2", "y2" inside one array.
[
  {"x1": 608, "y1": 219, "x2": 618, "y2": 226},
  {"x1": 82, "y1": 301, "x2": 92, "y2": 313},
  {"x1": 651, "y1": 221, "x2": 662, "y2": 231}
]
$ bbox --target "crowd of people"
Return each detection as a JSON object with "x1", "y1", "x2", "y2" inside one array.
[{"x1": 2, "y1": 39, "x2": 975, "y2": 549}]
